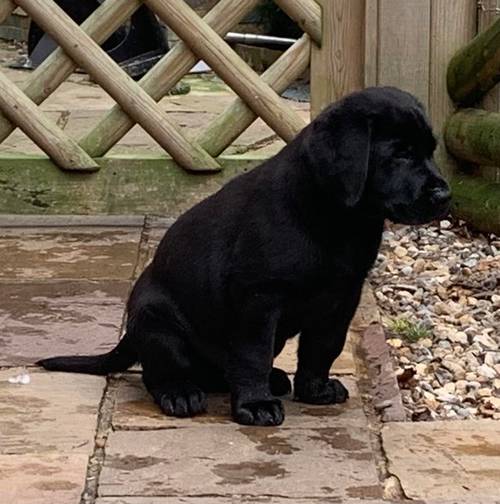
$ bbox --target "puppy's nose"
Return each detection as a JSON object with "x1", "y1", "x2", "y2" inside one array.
[{"x1": 429, "y1": 187, "x2": 451, "y2": 206}]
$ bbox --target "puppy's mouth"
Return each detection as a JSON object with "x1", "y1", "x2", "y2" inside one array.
[{"x1": 386, "y1": 200, "x2": 451, "y2": 225}]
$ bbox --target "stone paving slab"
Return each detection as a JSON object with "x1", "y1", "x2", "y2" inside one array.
[
  {"x1": 0, "y1": 453, "x2": 90, "y2": 504},
  {"x1": 0, "y1": 368, "x2": 105, "y2": 503},
  {"x1": 0, "y1": 368, "x2": 105, "y2": 455},
  {"x1": 0, "y1": 227, "x2": 141, "y2": 281},
  {"x1": 113, "y1": 375, "x2": 363, "y2": 430},
  {"x1": 382, "y1": 420, "x2": 500, "y2": 502},
  {"x1": 0, "y1": 280, "x2": 129, "y2": 365},
  {"x1": 99, "y1": 423, "x2": 381, "y2": 500}
]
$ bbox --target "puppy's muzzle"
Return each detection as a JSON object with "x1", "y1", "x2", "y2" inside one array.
[{"x1": 428, "y1": 186, "x2": 451, "y2": 217}]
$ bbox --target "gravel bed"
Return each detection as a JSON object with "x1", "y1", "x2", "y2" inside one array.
[{"x1": 370, "y1": 220, "x2": 499, "y2": 421}]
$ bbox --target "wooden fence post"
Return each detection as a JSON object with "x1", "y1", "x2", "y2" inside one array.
[{"x1": 310, "y1": 0, "x2": 365, "y2": 118}]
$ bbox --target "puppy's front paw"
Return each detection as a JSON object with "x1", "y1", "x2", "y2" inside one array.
[
  {"x1": 294, "y1": 377, "x2": 349, "y2": 405},
  {"x1": 233, "y1": 398, "x2": 284, "y2": 426},
  {"x1": 156, "y1": 382, "x2": 207, "y2": 418}
]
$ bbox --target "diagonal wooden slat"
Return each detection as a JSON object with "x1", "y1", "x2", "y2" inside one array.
[
  {"x1": 146, "y1": 0, "x2": 307, "y2": 143},
  {"x1": 15, "y1": 0, "x2": 220, "y2": 172},
  {"x1": 198, "y1": 35, "x2": 311, "y2": 157},
  {"x1": 0, "y1": 0, "x2": 144, "y2": 143},
  {"x1": 0, "y1": 70, "x2": 98, "y2": 171},
  {"x1": 273, "y1": 0, "x2": 322, "y2": 46},
  {"x1": 80, "y1": 0, "x2": 261, "y2": 158}
]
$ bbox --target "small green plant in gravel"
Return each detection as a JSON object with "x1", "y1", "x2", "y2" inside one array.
[{"x1": 388, "y1": 318, "x2": 432, "y2": 343}]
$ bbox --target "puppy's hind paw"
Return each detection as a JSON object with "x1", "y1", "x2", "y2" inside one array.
[
  {"x1": 156, "y1": 382, "x2": 207, "y2": 418},
  {"x1": 270, "y1": 367, "x2": 292, "y2": 396},
  {"x1": 295, "y1": 377, "x2": 349, "y2": 405},
  {"x1": 233, "y1": 398, "x2": 284, "y2": 426}
]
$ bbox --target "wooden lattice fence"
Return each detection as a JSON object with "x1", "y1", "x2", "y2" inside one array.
[{"x1": 0, "y1": 0, "x2": 365, "y2": 173}]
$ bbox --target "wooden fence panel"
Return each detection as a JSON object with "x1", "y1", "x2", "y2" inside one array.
[
  {"x1": 0, "y1": 0, "x2": 143, "y2": 143},
  {"x1": 311, "y1": 0, "x2": 365, "y2": 118},
  {"x1": 0, "y1": 0, "x2": 486, "y2": 184},
  {"x1": 364, "y1": 0, "x2": 378, "y2": 88},
  {"x1": 377, "y1": 0, "x2": 431, "y2": 108},
  {"x1": 80, "y1": 0, "x2": 262, "y2": 158},
  {"x1": 198, "y1": 35, "x2": 311, "y2": 157},
  {"x1": 17, "y1": 0, "x2": 220, "y2": 171},
  {"x1": 146, "y1": 0, "x2": 307, "y2": 142}
]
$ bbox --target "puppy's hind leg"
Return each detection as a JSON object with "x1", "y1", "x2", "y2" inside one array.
[
  {"x1": 129, "y1": 289, "x2": 207, "y2": 418},
  {"x1": 139, "y1": 329, "x2": 207, "y2": 418},
  {"x1": 127, "y1": 269, "x2": 207, "y2": 418}
]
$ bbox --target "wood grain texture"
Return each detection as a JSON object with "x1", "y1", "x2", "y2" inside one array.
[
  {"x1": 377, "y1": 0, "x2": 431, "y2": 108},
  {"x1": 364, "y1": 0, "x2": 378, "y2": 88},
  {"x1": 311, "y1": 0, "x2": 365, "y2": 118},
  {"x1": 80, "y1": 0, "x2": 261, "y2": 157},
  {"x1": 0, "y1": 0, "x2": 142, "y2": 143},
  {"x1": 0, "y1": 71, "x2": 98, "y2": 171},
  {"x1": 198, "y1": 35, "x2": 311, "y2": 157},
  {"x1": 16, "y1": 0, "x2": 220, "y2": 172},
  {"x1": 273, "y1": 0, "x2": 322, "y2": 46},
  {"x1": 146, "y1": 0, "x2": 307, "y2": 142},
  {"x1": 430, "y1": 0, "x2": 476, "y2": 133}
]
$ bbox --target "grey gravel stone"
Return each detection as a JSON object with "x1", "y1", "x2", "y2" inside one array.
[{"x1": 370, "y1": 221, "x2": 499, "y2": 420}]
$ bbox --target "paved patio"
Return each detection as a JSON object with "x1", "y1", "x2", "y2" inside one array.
[{"x1": 1, "y1": 217, "x2": 500, "y2": 504}]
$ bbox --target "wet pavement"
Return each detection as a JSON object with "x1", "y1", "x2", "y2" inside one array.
[{"x1": 1, "y1": 217, "x2": 500, "y2": 504}]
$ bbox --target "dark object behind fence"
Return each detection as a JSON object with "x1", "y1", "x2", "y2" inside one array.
[{"x1": 27, "y1": 0, "x2": 169, "y2": 79}]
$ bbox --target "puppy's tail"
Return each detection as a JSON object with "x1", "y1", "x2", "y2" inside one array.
[{"x1": 37, "y1": 333, "x2": 136, "y2": 376}]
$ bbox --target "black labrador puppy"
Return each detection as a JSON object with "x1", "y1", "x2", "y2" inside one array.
[{"x1": 39, "y1": 87, "x2": 451, "y2": 426}]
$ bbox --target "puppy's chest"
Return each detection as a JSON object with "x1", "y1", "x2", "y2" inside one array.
[{"x1": 280, "y1": 282, "x2": 350, "y2": 327}]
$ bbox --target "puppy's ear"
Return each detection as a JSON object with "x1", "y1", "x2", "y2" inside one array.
[{"x1": 302, "y1": 112, "x2": 371, "y2": 207}]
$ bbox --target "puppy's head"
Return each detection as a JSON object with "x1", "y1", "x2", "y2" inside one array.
[{"x1": 301, "y1": 86, "x2": 451, "y2": 224}]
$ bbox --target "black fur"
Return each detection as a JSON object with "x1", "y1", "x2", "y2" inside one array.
[{"x1": 38, "y1": 87, "x2": 451, "y2": 426}]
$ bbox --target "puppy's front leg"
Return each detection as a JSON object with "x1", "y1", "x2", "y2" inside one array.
[
  {"x1": 294, "y1": 323, "x2": 350, "y2": 405},
  {"x1": 227, "y1": 292, "x2": 284, "y2": 426},
  {"x1": 294, "y1": 291, "x2": 362, "y2": 405}
]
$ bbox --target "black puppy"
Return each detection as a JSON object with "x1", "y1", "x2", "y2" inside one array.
[{"x1": 39, "y1": 87, "x2": 451, "y2": 426}]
